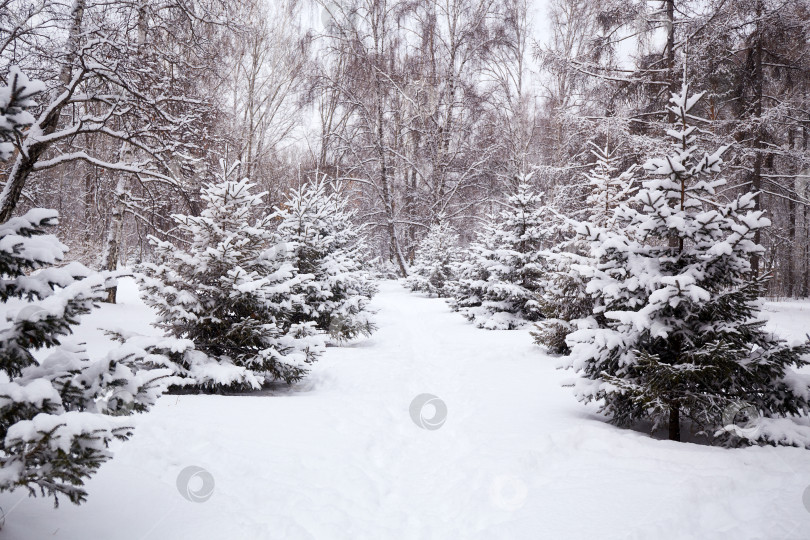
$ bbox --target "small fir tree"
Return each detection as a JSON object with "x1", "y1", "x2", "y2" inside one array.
[
  {"x1": 451, "y1": 175, "x2": 550, "y2": 329},
  {"x1": 583, "y1": 141, "x2": 637, "y2": 227},
  {"x1": 138, "y1": 162, "x2": 323, "y2": 389},
  {"x1": 449, "y1": 214, "x2": 499, "y2": 318},
  {"x1": 534, "y1": 142, "x2": 636, "y2": 354},
  {"x1": 274, "y1": 179, "x2": 377, "y2": 342},
  {"x1": 404, "y1": 221, "x2": 462, "y2": 298},
  {"x1": 531, "y1": 247, "x2": 594, "y2": 354},
  {"x1": 564, "y1": 83, "x2": 810, "y2": 446}
]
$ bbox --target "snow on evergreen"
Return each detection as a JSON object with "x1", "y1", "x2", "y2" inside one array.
[
  {"x1": 0, "y1": 67, "x2": 44, "y2": 161},
  {"x1": 0, "y1": 72, "x2": 175, "y2": 506},
  {"x1": 563, "y1": 83, "x2": 810, "y2": 446},
  {"x1": 451, "y1": 175, "x2": 550, "y2": 330},
  {"x1": 274, "y1": 178, "x2": 377, "y2": 343},
  {"x1": 0, "y1": 211, "x2": 176, "y2": 506},
  {"x1": 138, "y1": 162, "x2": 324, "y2": 389},
  {"x1": 404, "y1": 221, "x2": 462, "y2": 298},
  {"x1": 532, "y1": 247, "x2": 593, "y2": 355},
  {"x1": 534, "y1": 142, "x2": 637, "y2": 354},
  {"x1": 583, "y1": 141, "x2": 637, "y2": 226}
]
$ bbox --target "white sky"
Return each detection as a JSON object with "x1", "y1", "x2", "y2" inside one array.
[{"x1": 530, "y1": 0, "x2": 553, "y2": 47}]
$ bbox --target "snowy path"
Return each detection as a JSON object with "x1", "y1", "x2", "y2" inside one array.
[{"x1": 1, "y1": 281, "x2": 810, "y2": 539}]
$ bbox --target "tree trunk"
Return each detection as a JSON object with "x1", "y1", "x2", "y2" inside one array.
[
  {"x1": 101, "y1": 173, "x2": 128, "y2": 303},
  {"x1": 668, "y1": 403, "x2": 681, "y2": 441},
  {"x1": 371, "y1": 6, "x2": 407, "y2": 277},
  {"x1": 788, "y1": 129, "x2": 796, "y2": 297},
  {"x1": 405, "y1": 168, "x2": 417, "y2": 264},
  {"x1": 750, "y1": 0, "x2": 764, "y2": 277},
  {"x1": 788, "y1": 196, "x2": 796, "y2": 297},
  {"x1": 804, "y1": 99, "x2": 809, "y2": 297},
  {"x1": 665, "y1": 0, "x2": 680, "y2": 252},
  {"x1": 665, "y1": 0, "x2": 676, "y2": 124},
  {"x1": 666, "y1": 2, "x2": 683, "y2": 439},
  {"x1": 805, "y1": 199, "x2": 810, "y2": 298},
  {"x1": 84, "y1": 162, "x2": 94, "y2": 245}
]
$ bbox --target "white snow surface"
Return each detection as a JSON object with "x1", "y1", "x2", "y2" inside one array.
[{"x1": 1, "y1": 279, "x2": 809, "y2": 539}]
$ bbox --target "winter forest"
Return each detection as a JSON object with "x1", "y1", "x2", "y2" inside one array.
[{"x1": 2, "y1": 0, "x2": 810, "y2": 538}]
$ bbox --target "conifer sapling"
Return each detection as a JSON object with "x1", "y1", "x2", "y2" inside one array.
[
  {"x1": 138, "y1": 162, "x2": 324, "y2": 389},
  {"x1": 564, "y1": 83, "x2": 810, "y2": 446}
]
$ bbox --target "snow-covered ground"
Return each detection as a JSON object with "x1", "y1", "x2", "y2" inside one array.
[
  {"x1": 1, "y1": 280, "x2": 810, "y2": 539},
  {"x1": 764, "y1": 300, "x2": 810, "y2": 347}
]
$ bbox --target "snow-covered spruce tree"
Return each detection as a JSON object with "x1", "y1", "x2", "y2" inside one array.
[
  {"x1": 274, "y1": 179, "x2": 376, "y2": 343},
  {"x1": 531, "y1": 246, "x2": 594, "y2": 355},
  {"x1": 450, "y1": 213, "x2": 499, "y2": 317},
  {"x1": 0, "y1": 214, "x2": 177, "y2": 506},
  {"x1": 451, "y1": 175, "x2": 549, "y2": 330},
  {"x1": 0, "y1": 71, "x2": 175, "y2": 506},
  {"x1": 138, "y1": 163, "x2": 323, "y2": 389},
  {"x1": 564, "y1": 84, "x2": 810, "y2": 446},
  {"x1": 404, "y1": 221, "x2": 462, "y2": 298},
  {"x1": 533, "y1": 143, "x2": 637, "y2": 354}
]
